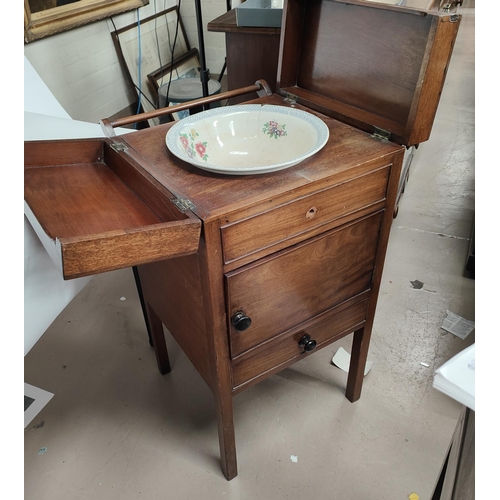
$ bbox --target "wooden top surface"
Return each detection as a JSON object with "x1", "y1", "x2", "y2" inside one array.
[
  {"x1": 207, "y1": 9, "x2": 281, "y2": 35},
  {"x1": 119, "y1": 95, "x2": 403, "y2": 222}
]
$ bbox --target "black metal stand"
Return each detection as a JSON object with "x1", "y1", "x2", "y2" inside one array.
[
  {"x1": 133, "y1": 266, "x2": 153, "y2": 347},
  {"x1": 194, "y1": 0, "x2": 210, "y2": 109},
  {"x1": 217, "y1": 1, "x2": 232, "y2": 83},
  {"x1": 137, "y1": 1, "x2": 218, "y2": 346}
]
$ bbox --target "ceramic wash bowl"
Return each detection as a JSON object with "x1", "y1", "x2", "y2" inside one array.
[{"x1": 165, "y1": 104, "x2": 329, "y2": 175}]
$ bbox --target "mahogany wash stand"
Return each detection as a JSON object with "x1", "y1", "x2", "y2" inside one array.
[{"x1": 24, "y1": 0, "x2": 461, "y2": 480}]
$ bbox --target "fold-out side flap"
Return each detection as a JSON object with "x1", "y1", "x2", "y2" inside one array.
[{"x1": 24, "y1": 139, "x2": 201, "y2": 279}]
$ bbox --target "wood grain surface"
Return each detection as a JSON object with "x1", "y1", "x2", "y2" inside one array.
[{"x1": 226, "y1": 212, "x2": 383, "y2": 357}]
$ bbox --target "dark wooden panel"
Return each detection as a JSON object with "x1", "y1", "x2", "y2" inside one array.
[
  {"x1": 138, "y1": 254, "x2": 212, "y2": 388},
  {"x1": 276, "y1": 0, "x2": 305, "y2": 88},
  {"x1": 297, "y1": 1, "x2": 432, "y2": 127},
  {"x1": 207, "y1": 9, "x2": 281, "y2": 104},
  {"x1": 226, "y1": 211, "x2": 383, "y2": 357},
  {"x1": 225, "y1": 31, "x2": 281, "y2": 104},
  {"x1": 232, "y1": 299, "x2": 368, "y2": 389}
]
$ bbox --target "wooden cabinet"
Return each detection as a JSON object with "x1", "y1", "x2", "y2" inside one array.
[
  {"x1": 207, "y1": 9, "x2": 281, "y2": 104},
  {"x1": 24, "y1": 0, "x2": 461, "y2": 481},
  {"x1": 24, "y1": 102, "x2": 403, "y2": 480}
]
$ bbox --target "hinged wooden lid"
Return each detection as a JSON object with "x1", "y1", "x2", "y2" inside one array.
[{"x1": 277, "y1": 0, "x2": 461, "y2": 146}]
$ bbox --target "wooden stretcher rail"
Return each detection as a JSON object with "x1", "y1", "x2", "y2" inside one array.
[{"x1": 100, "y1": 80, "x2": 273, "y2": 137}]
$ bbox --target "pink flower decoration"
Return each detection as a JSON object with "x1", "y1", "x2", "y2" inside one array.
[
  {"x1": 180, "y1": 136, "x2": 189, "y2": 150},
  {"x1": 195, "y1": 142, "x2": 206, "y2": 158}
]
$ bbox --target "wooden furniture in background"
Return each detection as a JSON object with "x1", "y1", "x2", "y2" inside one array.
[
  {"x1": 431, "y1": 406, "x2": 475, "y2": 500},
  {"x1": 24, "y1": 0, "x2": 461, "y2": 481},
  {"x1": 207, "y1": 9, "x2": 281, "y2": 105}
]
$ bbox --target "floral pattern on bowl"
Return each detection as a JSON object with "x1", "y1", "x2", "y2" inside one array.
[
  {"x1": 179, "y1": 129, "x2": 208, "y2": 162},
  {"x1": 262, "y1": 120, "x2": 288, "y2": 139}
]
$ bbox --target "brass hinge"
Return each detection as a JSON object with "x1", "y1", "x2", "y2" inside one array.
[
  {"x1": 283, "y1": 92, "x2": 298, "y2": 105},
  {"x1": 110, "y1": 141, "x2": 128, "y2": 152},
  {"x1": 371, "y1": 127, "x2": 391, "y2": 142},
  {"x1": 173, "y1": 198, "x2": 196, "y2": 212}
]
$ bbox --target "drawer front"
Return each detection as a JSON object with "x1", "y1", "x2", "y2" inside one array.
[
  {"x1": 225, "y1": 211, "x2": 383, "y2": 357},
  {"x1": 221, "y1": 166, "x2": 389, "y2": 264},
  {"x1": 232, "y1": 299, "x2": 368, "y2": 389}
]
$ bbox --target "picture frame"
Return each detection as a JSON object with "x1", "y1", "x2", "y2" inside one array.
[
  {"x1": 24, "y1": 0, "x2": 149, "y2": 43},
  {"x1": 111, "y1": 6, "x2": 191, "y2": 126}
]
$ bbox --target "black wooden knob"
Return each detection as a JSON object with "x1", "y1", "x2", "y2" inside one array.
[
  {"x1": 231, "y1": 311, "x2": 252, "y2": 331},
  {"x1": 298, "y1": 334, "x2": 317, "y2": 352}
]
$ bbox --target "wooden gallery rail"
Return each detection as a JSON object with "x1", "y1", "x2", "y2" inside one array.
[{"x1": 100, "y1": 80, "x2": 273, "y2": 137}]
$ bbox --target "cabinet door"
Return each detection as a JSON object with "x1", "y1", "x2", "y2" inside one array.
[{"x1": 226, "y1": 211, "x2": 383, "y2": 357}]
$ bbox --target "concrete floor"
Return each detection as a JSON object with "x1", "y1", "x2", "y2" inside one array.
[{"x1": 24, "y1": 7, "x2": 475, "y2": 500}]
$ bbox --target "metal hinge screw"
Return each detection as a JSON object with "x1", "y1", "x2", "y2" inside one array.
[
  {"x1": 110, "y1": 142, "x2": 128, "y2": 152},
  {"x1": 173, "y1": 198, "x2": 196, "y2": 212},
  {"x1": 371, "y1": 127, "x2": 391, "y2": 142}
]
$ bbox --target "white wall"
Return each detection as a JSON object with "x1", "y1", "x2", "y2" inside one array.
[
  {"x1": 181, "y1": 0, "x2": 228, "y2": 79},
  {"x1": 24, "y1": 0, "x2": 228, "y2": 124}
]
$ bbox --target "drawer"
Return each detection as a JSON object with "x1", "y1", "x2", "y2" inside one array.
[
  {"x1": 232, "y1": 299, "x2": 368, "y2": 390},
  {"x1": 221, "y1": 165, "x2": 389, "y2": 264},
  {"x1": 24, "y1": 139, "x2": 201, "y2": 279},
  {"x1": 225, "y1": 211, "x2": 383, "y2": 357}
]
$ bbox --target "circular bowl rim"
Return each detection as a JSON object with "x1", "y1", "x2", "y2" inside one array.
[{"x1": 165, "y1": 104, "x2": 330, "y2": 175}]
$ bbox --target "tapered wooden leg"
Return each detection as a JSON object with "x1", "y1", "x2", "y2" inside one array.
[
  {"x1": 145, "y1": 303, "x2": 171, "y2": 375},
  {"x1": 214, "y1": 387, "x2": 237, "y2": 480},
  {"x1": 197, "y1": 223, "x2": 238, "y2": 480},
  {"x1": 345, "y1": 326, "x2": 370, "y2": 402}
]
